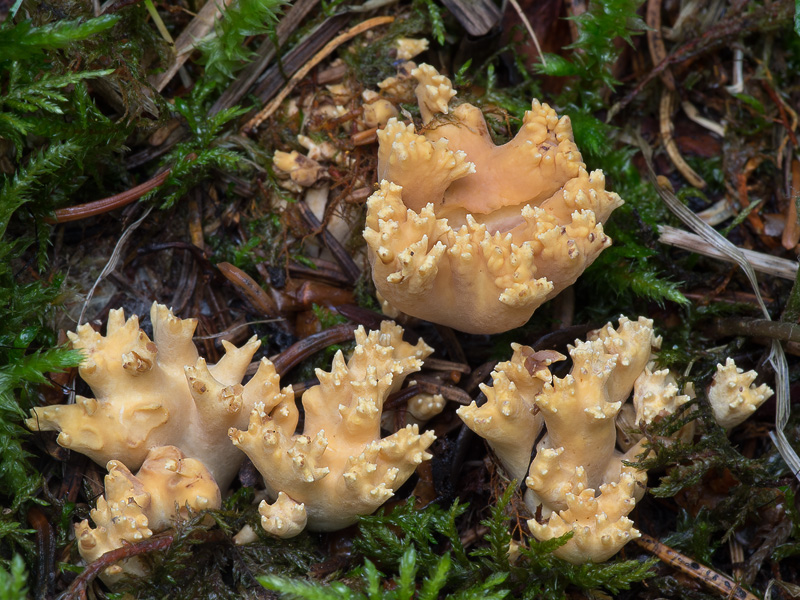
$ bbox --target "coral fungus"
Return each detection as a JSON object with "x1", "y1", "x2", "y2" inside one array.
[
  {"x1": 229, "y1": 321, "x2": 436, "y2": 536},
  {"x1": 75, "y1": 446, "x2": 220, "y2": 585},
  {"x1": 364, "y1": 64, "x2": 623, "y2": 333},
  {"x1": 458, "y1": 317, "x2": 771, "y2": 563},
  {"x1": 27, "y1": 303, "x2": 265, "y2": 488}
]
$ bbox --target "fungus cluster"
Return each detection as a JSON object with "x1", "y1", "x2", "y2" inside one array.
[
  {"x1": 27, "y1": 305, "x2": 436, "y2": 574},
  {"x1": 364, "y1": 64, "x2": 623, "y2": 333},
  {"x1": 457, "y1": 316, "x2": 772, "y2": 563},
  {"x1": 76, "y1": 446, "x2": 221, "y2": 585},
  {"x1": 23, "y1": 47, "x2": 779, "y2": 588},
  {"x1": 708, "y1": 358, "x2": 773, "y2": 429}
]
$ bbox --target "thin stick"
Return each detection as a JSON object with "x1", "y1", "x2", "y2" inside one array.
[
  {"x1": 270, "y1": 323, "x2": 357, "y2": 375},
  {"x1": 78, "y1": 205, "x2": 153, "y2": 326},
  {"x1": 150, "y1": 0, "x2": 236, "y2": 91},
  {"x1": 143, "y1": 0, "x2": 174, "y2": 44},
  {"x1": 507, "y1": 0, "x2": 547, "y2": 68},
  {"x1": 712, "y1": 318, "x2": 800, "y2": 344},
  {"x1": 658, "y1": 225, "x2": 798, "y2": 280},
  {"x1": 646, "y1": 0, "x2": 675, "y2": 90},
  {"x1": 63, "y1": 534, "x2": 175, "y2": 600},
  {"x1": 217, "y1": 261, "x2": 280, "y2": 317},
  {"x1": 635, "y1": 533, "x2": 759, "y2": 600},
  {"x1": 660, "y1": 90, "x2": 706, "y2": 188},
  {"x1": 48, "y1": 169, "x2": 171, "y2": 223},
  {"x1": 242, "y1": 16, "x2": 395, "y2": 133},
  {"x1": 209, "y1": 0, "x2": 320, "y2": 115}
]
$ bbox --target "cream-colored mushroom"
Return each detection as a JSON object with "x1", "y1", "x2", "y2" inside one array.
[
  {"x1": 26, "y1": 303, "x2": 265, "y2": 488},
  {"x1": 528, "y1": 473, "x2": 640, "y2": 564},
  {"x1": 273, "y1": 150, "x2": 328, "y2": 189},
  {"x1": 460, "y1": 316, "x2": 773, "y2": 563},
  {"x1": 75, "y1": 446, "x2": 220, "y2": 586},
  {"x1": 407, "y1": 392, "x2": 446, "y2": 421},
  {"x1": 229, "y1": 321, "x2": 436, "y2": 534},
  {"x1": 377, "y1": 61, "x2": 418, "y2": 103},
  {"x1": 394, "y1": 37, "x2": 429, "y2": 61},
  {"x1": 362, "y1": 90, "x2": 399, "y2": 129},
  {"x1": 459, "y1": 317, "x2": 694, "y2": 563},
  {"x1": 259, "y1": 492, "x2": 308, "y2": 539},
  {"x1": 364, "y1": 64, "x2": 623, "y2": 334},
  {"x1": 457, "y1": 346, "x2": 563, "y2": 481},
  {"x1": 707, "y1": 357, "x2": 773, "y2": 428}
]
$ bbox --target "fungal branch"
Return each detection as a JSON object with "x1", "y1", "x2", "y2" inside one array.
[
  {"x1": 364, "y1": 64, "x2": 623, "y2": 334},
  {"x1": 26, "y1": 303, "x2": 266, "y2": 489},
  {"x1": 76, "y1": 446, "x2": 221, "y2": 586},
  {"x1": 230, "y1": 321, "x2": 436, "y2": 536},
  {"x1": 27, "y1": 302, "x2": 439, "y2": 543}
]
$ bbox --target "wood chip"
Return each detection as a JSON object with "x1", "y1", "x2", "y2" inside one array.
[{"x1": 440, "y1": 0, "x2": 501, "y2": 37}]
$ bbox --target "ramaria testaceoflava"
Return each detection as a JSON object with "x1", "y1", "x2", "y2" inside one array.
[
  {"x1": 364, "y1": 64, "x2": 623, "y2": 334},
  {"x1": 75, "y1": 445, "x2": 221, "y2": 586},
  {"x1": 458, "y1": 316, "x2": 772, "y2": 563},
  {"x1": 229, "y1": 321, "x2": 436, "y2": 537},
  {"x1": 708, "y1": 357, "x2": 773, "y2": 428},
  {"x1": 26, "y1": 303, "x2": 269, "y2": 489}
]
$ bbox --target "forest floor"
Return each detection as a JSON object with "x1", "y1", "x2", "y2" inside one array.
[{"x1": 2, "y1": 0, "x2": 800, "y2": 598}]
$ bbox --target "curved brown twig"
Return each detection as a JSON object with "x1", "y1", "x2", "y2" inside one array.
[
  {"x1": 49, "y1": 169, "x2": 171, "y2": 224},
  {"x1": 62, "y1": 534, "x2": 175, "y2": 600},
  {"x1": 218, "y1": 261, "x2": 282, "y2": 317},
  {"x1": 271, "y1": 323, "x2": 357, "y2": 376},
  {"x1": 635, "y1": 533, "x2": 759, "y2": 600}
]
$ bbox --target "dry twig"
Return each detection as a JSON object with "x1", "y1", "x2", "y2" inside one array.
[
  {"x1": 218, "y1": 261, "x2": 281, "y2": 317},
  {"x1": 63, "y1": 534, "x2": 176, "y2": 600},
  {"x1": 270, "y1": 323, "x2": 358, "y2": 375},
  {"x1": 635, "y1": 533, "x2": 759, "y2": 600},
  {"x1": 243, "y1": 16, "x2": 395, "y2": 132},
  {"x1": 49, "y1": 169, "x2": 171, "y2": 223},
  {"x1": 659, "y1": 90, "x2": 706, "y2": 188},
  {"x1": 150, "y1": 0, "x2": 236, "y2": 92},
  {"x1": 507, "y1": 0, "x2": 547, "y2": 68},
  {"x1": 658, "y1": 225, "x2": 798, "y2": 280},
  {"x1": 646, "y1": 0, "x2": 675, "y2": 90}
]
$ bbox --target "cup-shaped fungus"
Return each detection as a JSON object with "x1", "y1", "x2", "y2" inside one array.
[
  {"x1": 364, "y1": 64, "x2": 623, "y2": 334},
  {"x1": 76, "y1": 446, "x2": 221, "y2": 586},
  {"x1": 459, "y1": 317, "x2": 772, "y2": 563},
  {"x1": 229, "y1": 321, "x2": 436, "y2": 537},
  {"x1": 27, "y1": 303, "x2": 275, "y2": 488}
]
